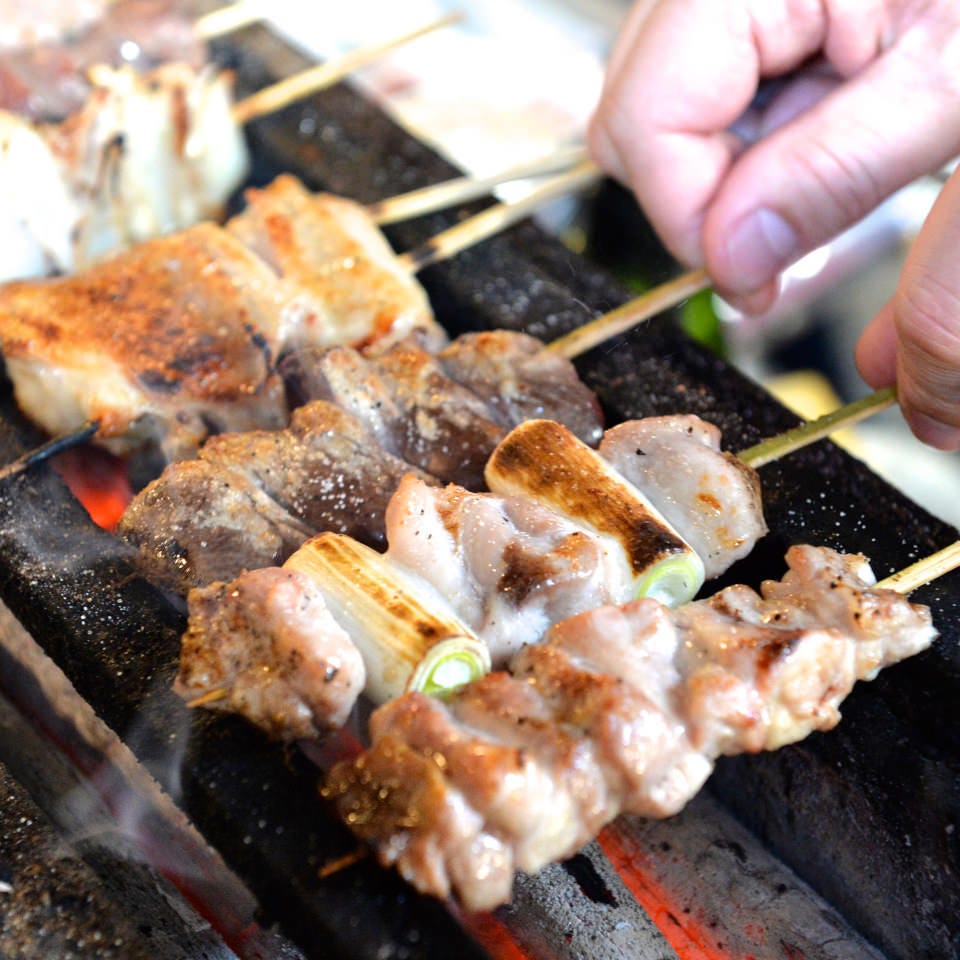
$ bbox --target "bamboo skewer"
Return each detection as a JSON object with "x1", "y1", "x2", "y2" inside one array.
[
  {"x1": 396, "y1": 158, "x2": 602, "y2": 274},
  {"x1": 544, "y1": 269, "x2": 903, "y2": 468},
  {"x1": 186, "y1": 688, "x2": 229, "y2": 708},
  {"x1": 369, "y1": 145, "x2": 590, "y2": 226},
  {"x1": 232, "y1": 10, "x2": 464, "y2": 124},
  {"x1": 737, "y1": 387, "x2": 898, "y2": 468},
  {"x1": 878, "y1": 541, "x2": 960, "y2": 593},
  {"x1": 181, "y1": 538, "x2": 960, "y2": 711},
  {"x1": 547, "y1": 267, "x2": 711, "y2": 360},
  {"x1": 0, "y1": 421, "x2": 100, "y2": 483},
  {"x1": 194, "y1": 0, "x2": 264, "y2": 40}
]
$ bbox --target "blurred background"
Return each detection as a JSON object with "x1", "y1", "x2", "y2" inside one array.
[{"x1": 266, "y1": 0, "x2": 960, "y2": 529}]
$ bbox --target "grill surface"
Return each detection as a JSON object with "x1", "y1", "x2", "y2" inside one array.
[{"x1": 0, "y1": 20, "x2": 957, "y2": 960}]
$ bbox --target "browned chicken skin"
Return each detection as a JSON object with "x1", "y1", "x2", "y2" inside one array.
[
  {"x1": 324, "y1": 545, "x2": 936, "y2": 911},
  {"x1": 0, "y1": 174, "x2": 448, "y2": 460},
  {"x1": 0, "y1": 223, "x2": 289, "y2": 460}
]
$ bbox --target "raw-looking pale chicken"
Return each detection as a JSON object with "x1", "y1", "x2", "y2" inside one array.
[
  {"x1": 599, "y1": 414, "x2": 768, "y2": 579},
  {"x1": 175, "y1": 566, "x2": 366, "y2": 740},
  {"x1": 324, "y1": 545, "x2": 936, "y2": 911},
  {"x1": 382, "y1": 414, "x2": 768, "y2": 660},
  {"x1": 0, "y1": 63, "x2": 249, "y2": 282}
]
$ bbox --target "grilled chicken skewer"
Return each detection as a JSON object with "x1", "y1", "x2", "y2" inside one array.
[
  {"x1": 171, "y1": 409, "x2": 768, "y2": 729},
  {"x1": 117, "y1": 330, "x2": 607, "y2": 593},
  {"x1": 323, "y1": 543, "x2": 941, "y2": 911},
  {"x1": 0, "y1": 166, "x2": 596, "y2": 463}
]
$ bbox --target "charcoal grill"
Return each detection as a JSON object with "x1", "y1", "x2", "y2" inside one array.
[{"x1": 0, "y1": 16, "x2": 958, "y2": 960}]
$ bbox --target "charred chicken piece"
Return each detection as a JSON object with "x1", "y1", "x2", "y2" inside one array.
[
  {"x1": 0, "y1": 222, "x2": 288, "y2": 461},
  {"x1": 1, "y1": 64, "x2": 249, "y2": 282},
  {"x1": 324, "y1": 545, "x2": 936, "y2": 911},
  {"x1": 176, "y1": 566, "x2": 366, "y2": 740}
]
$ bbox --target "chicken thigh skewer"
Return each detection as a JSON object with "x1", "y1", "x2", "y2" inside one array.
[
  {"x1": 322, "y1": 542, "x2": 945, "y2": 911},
  {"x1": 0, "y1": 163, "x2": 595, "y2": 464},
  {"x1": 171, "y1": 408, "x2": 769, "y2": 729}
]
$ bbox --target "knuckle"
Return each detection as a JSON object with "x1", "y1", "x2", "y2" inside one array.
[
  {"x1": 895, "y1": 275, "x2": 960, "y2": 363},
  {"x1": 798, "y1": 137, "x2": 886, "y2": 230}
]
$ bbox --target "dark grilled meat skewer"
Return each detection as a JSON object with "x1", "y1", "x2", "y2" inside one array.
[
  {"x1": 118, "y1": 329, "x2": 607, "y2": 593},
  {"x1": 117, "y1": 400, "x2": 434, "y2": 595}
]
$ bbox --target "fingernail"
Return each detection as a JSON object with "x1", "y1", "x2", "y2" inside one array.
[{"x1": 723, "y1": 208, "x2": 798, "y2": 293}]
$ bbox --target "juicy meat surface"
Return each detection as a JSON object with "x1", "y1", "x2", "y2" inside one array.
[
  {"x1": 118, "y1": 401, "x2": 436, "y2": 593},
  {"x1": 437, "y1": 330, "x2": 604, "y2": 445},
  {"x1": 116, "y1": 458, "x2": 313, "y2": 596},
  {"x1": 281, "y1": 341, "x2": 506, "y2": 489},
  {"x1": 325, "y1": 545, "x2": 936, "y2": 911},
  {"x1": 384, "y1": 475, "x2": 632, "y2": 663},
  {"x1": 0, "y1": 222, "x2": 288, "y2": 459},
  {"x1": 599, "y1": 414, "x2": 768, "y2": 579},
  {"x1": 227, "y1": 174, "x2": 446, "y2": 353},
  {"x1": 176, "y1": 567, "x2": 366, "y2": 740}
]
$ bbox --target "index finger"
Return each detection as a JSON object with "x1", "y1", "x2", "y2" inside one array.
[{"x1": 587, "y1": 0, "x2": 883, "y2": 266}]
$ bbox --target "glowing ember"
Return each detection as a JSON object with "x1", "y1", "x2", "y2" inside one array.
[{"x1": 52, "y1": 445, "x2": 133, "y2": 532}]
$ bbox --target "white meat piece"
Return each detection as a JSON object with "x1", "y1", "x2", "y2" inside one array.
[
  {"x1": 326, "y1": 545, "x2": 937, "y2": 911},
  {"x1": 227, "y1": 174, "x2": 446, "y2": 353},
  {"x1": 384, "y1": 474, "x2": 633, "y2": 663},
  {"x1": 599, "y1": 414, "x2": 767, "y2": 579},
  {"x1": 0, "y1": 64, "x2": 249, "y2": 282}
]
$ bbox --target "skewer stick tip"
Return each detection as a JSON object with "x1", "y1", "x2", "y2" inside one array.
[
  {"x1": 396, "y1": 159, "x2": 602, "y2": 274},
  {"x1": 194, "y1": 1, "x2": 264, "y2": 40},
  {"x1": 186, "y1": 688, "x2": 229, "y2": 708},
  {"x1": 233, "y1": 10, "x2": 465, "y2": 124}
]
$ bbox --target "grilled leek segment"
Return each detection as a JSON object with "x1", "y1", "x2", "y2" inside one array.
[
  {"x1": 485, "y1": 419, "x2": 705, "y2": 606},
  {"x1": 285, "y1": 532, "x2": 490, "y2": 703}
]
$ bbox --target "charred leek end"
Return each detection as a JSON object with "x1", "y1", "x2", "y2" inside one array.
[
  {"x1": 284, "y1": 532, "x2": 488, "y2": 704},
  {"x1": 485, "y1": 419, "x2": 706, "y2": 607}
]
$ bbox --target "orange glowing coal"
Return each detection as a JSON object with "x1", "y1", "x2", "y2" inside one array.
[{"x1": 53, "y1": 445, "x2": 133, "y2": 532}]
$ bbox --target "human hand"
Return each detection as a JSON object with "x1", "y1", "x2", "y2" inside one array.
[
  {"x1": 588, "y1": 0, "x2": 960, "y2": 447},
  {"x1": 856, "y1": 166, "x2": 960, "y2": 450}
]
